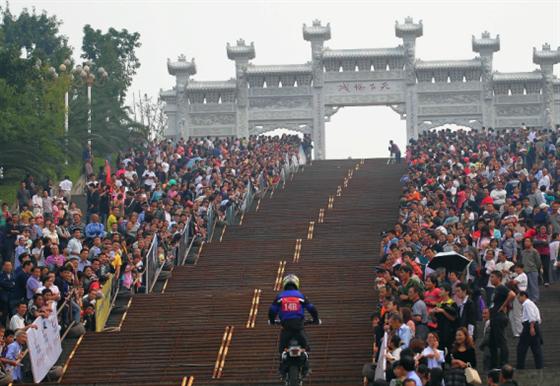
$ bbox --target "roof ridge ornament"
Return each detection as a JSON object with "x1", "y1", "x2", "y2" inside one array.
[
  {"x1": 226, "y1": 39, "x2": 256, "y2": 60},
  {"x1": 167, "y1": 54, "x2": 196, "y2": 76},
  {"x1": 472, "y1": 31, "x2": 500, "y2": 53},
  {"x1": 533, "y1": 43, "x2": 560, "y2": 65},
  {"x1": 303, "y1": 20, "x2": 331, "y2": 41},
  {"x1": 395, "y1": 17, "x2": 423, "y2": 38}
]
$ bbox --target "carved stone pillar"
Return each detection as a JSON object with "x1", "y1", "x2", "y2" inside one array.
[
  {"x1": 227, "y1": 39, "x2": 256, "y2": 138},
  {"x1": 480, "y1": 55, "x2": 495, "y2": 129},
  {"x1": 304, "y1": 20, "x2": 331, "y2": 160},
  {"x1": 396, "y1": 17, "x2": 423, "y2": 142},
  {"x1": 533, "y1": 44, "x2": 560, "y2": 128},
  {"x1": 166, "y1": 55, "x2": 196, "y2": 139},
  {"x1": 472, "y1": 32, "x2": 500, "y2": 128},
  {"x1": 405, "y1": 88, "x2": 418, "y2": 141},
  {"x1": 542, "y1": 71, "x2": 555, "y2": 128},
  {"x1": 235, "y1": 63, "x2": 249, "y2": 138}
]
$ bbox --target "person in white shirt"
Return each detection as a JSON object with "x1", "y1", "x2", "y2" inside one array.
[
  {"x1": 8, "y1": 303, "x2": 37, "y2": 332},
  {"x1": 142, "y1": 168, "x2": 157, "y2": 191},
  {"x1": 124, "y1": 165, "x2": 138, "y2": 184},
  {"x1": 31, "y1": 190, "x2": 43, "y2": 217},
  {"x1": 537, "y1": 169, "x2": 551, "y2": 191},
  {"x1": 59, "y1": 176, "x2": 73, "y2": 202},
  {"x1": 8, "y1": 303, "x2": 27, "y2": 331},
  {"x1": 419, "y1": 332, "x2": 445, "y2": 369},
  {"x1": 495, "y1": 250, "x2": 514, "y2": 284},
  {"x1": 548, "y1": 233, "x2": 560, "y2": 283},
  {"x1": 67, "y1": 228, "x2": 83, "y2": 259},
  {"x1": 516, "y1": 291, "x2": 543, "y2": 369},
  {"x1": 509, "y1": 262, "x2": 528, "y2": 337},
  {"x1": 490, "y1": 181, "x2": 507, "y2": 206},
  {"x1": 161, "y1": 160, "x2": 170, "y2": 174}
]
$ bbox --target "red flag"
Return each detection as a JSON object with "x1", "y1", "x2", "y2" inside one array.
[{"x1": 104, "y1": 160, "x2": 112, "y2": 186}]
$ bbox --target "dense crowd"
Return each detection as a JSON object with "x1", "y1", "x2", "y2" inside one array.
[
  {"x1": 366, "y1": 127, "x2": 557, "y2": 386},
  {"x1": 0, "y1": 134, "x2": 307, "y2": 383}
]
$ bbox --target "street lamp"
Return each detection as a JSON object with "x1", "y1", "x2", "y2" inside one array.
[
  {"x1": 50, "y1": 59, "x2": 72, "y2": 165},
  {"x1": 73, "y1": 62, "x2": 108, "y2": 158}
]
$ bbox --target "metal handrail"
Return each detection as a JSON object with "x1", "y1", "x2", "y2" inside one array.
[
  {"x1": 144, "y1": 234, "x2": 158, "y2": 294},
  {"x1": 180, "y1": 230, "x2": 197, "y2": 266},
  {"x1": 148, "y1": 218, "x2": 193, "y2": 293}
]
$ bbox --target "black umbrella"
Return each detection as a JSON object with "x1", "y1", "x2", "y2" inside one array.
[{"x1": 427, "y1": 251, "x2": 471, "y2": 273}]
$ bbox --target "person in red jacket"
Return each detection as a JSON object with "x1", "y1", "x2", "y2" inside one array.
[{"x1": 533, "y1": 225, "x2": 550, "y2": 286}]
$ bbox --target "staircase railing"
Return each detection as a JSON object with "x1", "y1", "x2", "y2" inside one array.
[
  {"x1": 147, "y1": 217, "x2": 195, "y2": 293},
  {"x1": 144, "y1": 233, "x2": 159, "y2": 293},
  {"x1": 147, "y1": 145, "x2": 307, "y2": 290}
]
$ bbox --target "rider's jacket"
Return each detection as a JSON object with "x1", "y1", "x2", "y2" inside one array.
[{"x1": 268, "y1": 289, "x2": 318, "y2": 323}]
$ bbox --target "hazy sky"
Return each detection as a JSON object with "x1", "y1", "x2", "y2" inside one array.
[{"x1": 8, "y1": 0, "x2": 560, "y2": 159}]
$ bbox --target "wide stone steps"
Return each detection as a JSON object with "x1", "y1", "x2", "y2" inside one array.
[{"x1": 58, "y1": 159, "x2": 402, "y2": 385}]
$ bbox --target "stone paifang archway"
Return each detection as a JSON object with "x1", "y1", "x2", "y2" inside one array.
[{"x1": 160, "y1": 17, "x2": 560, "y2": 160}]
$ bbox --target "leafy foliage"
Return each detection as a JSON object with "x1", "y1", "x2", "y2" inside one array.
[
  {"x1": 0, "y1": 5, "x2": 148, "y2": 189},
  {"x1": 70, "y1": 24, "x2": 147, "y2": 157}
]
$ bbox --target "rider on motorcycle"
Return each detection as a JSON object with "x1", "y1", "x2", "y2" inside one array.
[{"x1": 268, "y1": 274, "x2": 320, "y2": 376}]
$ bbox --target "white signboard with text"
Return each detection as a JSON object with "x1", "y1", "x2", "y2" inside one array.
[{"x1": 27, "y1": 313, "x2": 62, "y2": 383}]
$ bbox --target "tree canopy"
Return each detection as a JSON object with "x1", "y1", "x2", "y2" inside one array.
[{"x1": 0, "y1": 5, "x2": 147, "y2": 184}]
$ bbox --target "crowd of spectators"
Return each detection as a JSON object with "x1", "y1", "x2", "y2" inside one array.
[
  {"x1": 0, "y1": 134, "x2": 306, "y2": 382},
  {"x1": 366, "y1": 127, "x2": 559, "y2": 386}
]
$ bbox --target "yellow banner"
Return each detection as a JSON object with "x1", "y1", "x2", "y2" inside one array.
[{"x1": 95, "y1": 274, "x2": 114, "y2": 332}]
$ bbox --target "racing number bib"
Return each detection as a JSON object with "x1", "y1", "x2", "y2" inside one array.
[{"x1": 281, "y1": 297, "x2": 302, "y2": 313}]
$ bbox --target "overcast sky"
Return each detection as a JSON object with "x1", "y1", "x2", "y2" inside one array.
[{"x1": 8, "y1": 0, "x2": 560, "y2": 159}]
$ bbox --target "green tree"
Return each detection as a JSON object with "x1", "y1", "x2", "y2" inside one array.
[
  {"x1": 69, "y1": 25, "x2": 147, "y2": 159},
  {"x1": 0, "y1": 5, "x2": 147, "y2": 197},
  {"x1": 0, "y1": 6, "x2": 71, "y2": 180},
  {"x1": 1, "y1": 5, "x2": 71, "y2": 65}
]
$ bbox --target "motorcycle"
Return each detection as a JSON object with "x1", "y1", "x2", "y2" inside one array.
[
  {"x1": 282, "y1": 337, "x2": 308, "y2": 386},
  {"x1": 272, "y1": 319, "x2": 319, "y2": 386}
]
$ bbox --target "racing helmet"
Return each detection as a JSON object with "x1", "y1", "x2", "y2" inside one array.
[{"x1": 282, "y1": 274, "x2": 300, "y2": 290}]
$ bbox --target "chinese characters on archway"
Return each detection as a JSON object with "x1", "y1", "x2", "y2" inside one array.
[{"x1": 337, "y1": 81, "x2": 391, "y2": 93}]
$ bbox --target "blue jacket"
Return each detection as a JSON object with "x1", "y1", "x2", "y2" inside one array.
[
  {"x1": 85, "y1": 222, "x2": 106, "y2": 239},
  {"x1": 268, "y1": 289, "x2": 318, "y2": 323},
  {"x1": 0, "y1": 271, "x2": 15, "y2": 302}
]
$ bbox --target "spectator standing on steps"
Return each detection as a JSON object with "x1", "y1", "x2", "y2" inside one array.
[
  {"x1": 389, "y1": 140, "x2": 401, "y2": 164},
  {"x1": 58, "y1": 176, "x2": 73, "y2": 203},
  {"x1": 488, "y1": 271, "x2": 516, "y2": 369},
  {"x1": 520, "y1": 238, "x2": 541, "y2": 302},
  {"x1": 548, "y1": 232, "x2": 560, "y2": 283},
  {"x1": 533, "y1": 225, "x2": 550, "y2": 287},
  {"x1": 515, "y1": 291, "x2": 543, "y2": 370},
  {"x1": 509, "y1": 263, "x2": 528, "y2": 337},
  {"x1": 4, "y1": 330, "x2": 27, "y2": 382}
]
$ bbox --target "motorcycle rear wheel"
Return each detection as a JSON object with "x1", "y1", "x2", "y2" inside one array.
[{"x1": 287, "y1": 365, "x2": 301, "y2": 386}]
